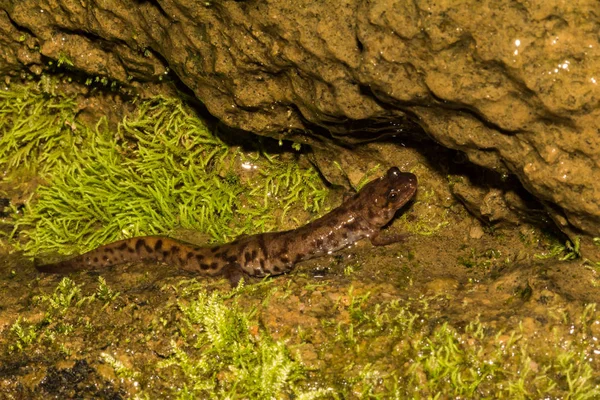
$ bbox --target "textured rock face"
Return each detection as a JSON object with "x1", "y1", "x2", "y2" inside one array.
[{"x1": 1, "y1": 1, "x2": 600, "y2": 255}]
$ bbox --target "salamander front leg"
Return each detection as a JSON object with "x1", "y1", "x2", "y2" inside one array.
[{"x1": 369, "y1": 231, "x2": 408, "y2": 246}]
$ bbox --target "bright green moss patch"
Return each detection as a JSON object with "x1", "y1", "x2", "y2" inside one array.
[
  {"x1": 8, "y1": 92, "x2": 327, "y2": 256},
  {"x1": 0, "y1": 83, "x2": 80, "y2": 176},
  {"x1": 9, "y1": 317, "x2": 40, "y2": 352},
  {"x1": 149, "y1": 288, "x2": 327, "y2": 399}
]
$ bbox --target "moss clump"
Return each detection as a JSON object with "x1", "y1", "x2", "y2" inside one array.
[
  {"x1": 6, "y1": 92, "x2": 327, "y2": 256},
  {"x1": 0, "y1": 83, "x2": 80, "y2": 176},
  {"x1": 150, "y1": 287, "x2": 327, "y2": 399}
]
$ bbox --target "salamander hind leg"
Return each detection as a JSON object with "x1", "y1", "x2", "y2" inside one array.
[{"x1": 221, "y1": 264, "x2": 248, "y2": 287}]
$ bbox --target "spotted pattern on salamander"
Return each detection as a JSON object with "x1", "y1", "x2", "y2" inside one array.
[{"x1": 36, "y1": 167, "x2": 417, "y2": 284}]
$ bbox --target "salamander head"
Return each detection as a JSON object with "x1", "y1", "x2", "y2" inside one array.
[{"x1": 355, "y1": 167, "x2": 417, "y2": 228}]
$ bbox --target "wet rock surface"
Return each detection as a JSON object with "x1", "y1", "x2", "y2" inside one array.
[{"x1": 1, "y1": 3, "x2": 599, "y2": 245}]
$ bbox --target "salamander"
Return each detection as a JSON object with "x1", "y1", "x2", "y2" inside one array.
[{"x1": 36, "y1": 167, "x2": 417, "y2": 284}]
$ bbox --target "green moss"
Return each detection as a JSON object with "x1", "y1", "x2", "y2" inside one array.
[
  {"x1": 7, "y1": 93, "x2": 327, "y2": 256},
  {"x1": 535, "y1": 236, "x2": 581, "y2": 261},
  {"x1": 8, "y1": 276, "x2": 121, "y2": 352},
  {"x1": 9, "y1": 317, "x2": 39, "y2": 351},
  {"x1": 101, "y1": 353, "x2": 140, "y2": 380},
  {"x1": 157, "y1": 290, "x2": 299, "y2": 397},
  {"x1": 95, "y1": 276, "x2": 120, "y2": 306},
  {"x1": 34, "y1": 276, "x2": 86, "y2": 313},
  {"x1": 458, "y1": 247, "x2": 505, "y2": 270},
  {"x1": 324, "y1": 294, "x2": 600, "y2": 398},
  {"x1": 0, "y1": 84, "x2": 80, "y2": 176},
  {"x1": 55, "y1": 53, "x2": 74, "y2": 68}
]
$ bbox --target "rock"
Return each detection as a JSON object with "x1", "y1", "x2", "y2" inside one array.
[
  {"x1": 469, "y1": 225, "x2": 484, "y2": 240},
  {"x1": 1, "y1": 1, "x2": 599, "y2": 258}
]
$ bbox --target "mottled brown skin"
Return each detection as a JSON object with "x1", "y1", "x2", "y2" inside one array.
[{"x1": 36, "y1": 167, "x2": 417, "y2": 284}]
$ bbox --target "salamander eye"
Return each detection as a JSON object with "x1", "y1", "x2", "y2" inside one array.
[{"x1": 387, "y1": 190, "x2": 398, "y2": 201}]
